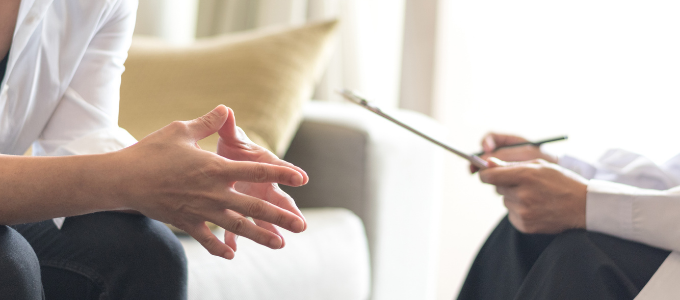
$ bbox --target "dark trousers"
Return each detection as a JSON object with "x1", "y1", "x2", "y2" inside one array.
[
  {"x1": 0, "y1": 212, "x2": 188, "y2": 300},
  {"x1": 458, "y1": 216, "x2": 671, "y2": 300}
]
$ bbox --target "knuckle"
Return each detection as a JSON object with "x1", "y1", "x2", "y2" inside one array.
[
  {"x1": 169, "y1": 120, "x2": 188, "y2": 133},
  {"x1": 230, "y1": 217, "x2": 247, "y2": 233},
  {"x1": 199, "y1": 236, "x2": 220, "y2": 256},
  {"x1": 247, "y1": 201, "x2": 267, "y2": 217},
  {"x1": 251, "y1": 165, "x2": 270, "y2": 182},
  {"x1": 199, "y1": 112, "x2": 217, "y2": 130}
]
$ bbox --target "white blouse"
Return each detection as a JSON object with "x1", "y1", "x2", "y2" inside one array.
[
  {"x1": 0, "y1": 0, "x2": 137, "y2": 157},
  {"x1": 1, "y1": 0, "x2": 139, "y2": 228},
  {"x1": 560, "y1": 150, "x2": 680, "y2": 299}
]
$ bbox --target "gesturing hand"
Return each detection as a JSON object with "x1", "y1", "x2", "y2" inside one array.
[
  {"x1": 115, "y1": 105, "x2": 307, "y2": 260},
  {"x1": 479, "y1": 158, "x2": 588, "y2": 234},
  {"x1": 469, "y1": 132, "x2": 558, "y2": 173},
  {"x1": 214, "y1": 108, "x2": 309, "y2": 251}
]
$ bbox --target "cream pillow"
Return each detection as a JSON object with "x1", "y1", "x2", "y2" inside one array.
[{"x1": 119, "y1": 20, "x2": 339, "y2": 156}]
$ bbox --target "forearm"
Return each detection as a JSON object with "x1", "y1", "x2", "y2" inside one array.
[{"x1": 0, "y1": 153, "x2": 121, "y2": 225}]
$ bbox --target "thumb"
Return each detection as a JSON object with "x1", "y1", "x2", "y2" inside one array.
[{"x1": 187, "y1": 105, "x2": 229, "y2": 141}]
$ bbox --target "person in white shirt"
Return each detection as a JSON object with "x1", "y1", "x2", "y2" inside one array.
[
  {"x1": 0, "y1": 1, "x2": 309, "y2": 299},
  {"x1": 457, "y1": 132, "x2": 680, "y2": 300}
]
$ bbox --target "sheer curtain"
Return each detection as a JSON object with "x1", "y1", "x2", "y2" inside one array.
[{"x1": 135, "y1": 0, "x2": 406, "y2": 108}]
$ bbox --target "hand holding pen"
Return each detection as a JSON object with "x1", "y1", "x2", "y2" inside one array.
[{"x1": 469, "y1": 133, "x2": 566, "y2": 173}]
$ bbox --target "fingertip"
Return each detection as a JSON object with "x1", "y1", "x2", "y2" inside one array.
[
  {"x1": 483, "y1": 135, "x2": 496, "y2": 152},
  {"x1": 299, "y1": 170, "x2": 309, "y2": 185},
  {"x1": 269, "y1": 236, "x2": 283, "y2": 249},
  {"x1": 214, "y1": 105, "x2": 228, "y2": 117},
  {"x1": 291, "y1": 172, "x2": 304, "y2": 186}
]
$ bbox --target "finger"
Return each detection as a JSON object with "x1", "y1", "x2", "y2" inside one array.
[
  {"x1": 209, "y1": 209, "x2": 284, "y2": 249},
  {"x1": 496, "y1": 185, "x2": 516, "y2": 196},
  {"x1": 225, "y1": 161, "x2": 304, "y2": 186},
  {"x1": 217, "y1": 108, "x2": 250, "y2": 143},
  {"x1": 254, "y1": 219, "x2": 286, "y2": 249},
  {"x1": 223, "y1": 191, "x2": 306, "y2": 233},
  {"x1": 183, "y1": 222, "x2": 235, "y2": 259},
  {"x1": 264, "y1": 184, "x2": 307, "y2": 230},
  {"x1": 482, "y1": 134, "x2": 496, "y2": 153},
  {"x1": 258, "y1": 155, "x2": 309, "y2": 185},
  {"x1": 224, "y1": 230, "x2": 238, "y2": 252},
  {"x1": 186, "y1": 105, "x2": 229, "y2": 142},
  {"x1": 479, "y1": 163, "x2": 526, "y2": 186}
]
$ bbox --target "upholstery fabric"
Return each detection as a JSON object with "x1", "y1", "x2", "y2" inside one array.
[
  {"x1": 119, "y1": 20, "x2": 338, "y2": 155},
  {"x1": 182, "y1": 208, "x2": 370, "y2": 300}
]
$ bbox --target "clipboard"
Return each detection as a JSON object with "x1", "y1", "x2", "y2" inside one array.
[{"x1": 336, "y1": 89, "x2": 489, "y2": 170}]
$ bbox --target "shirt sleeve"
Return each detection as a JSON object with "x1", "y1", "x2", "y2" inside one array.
[
  {"x1": 587, "y1": 180, "x2": 680, "y2": 252},
  {"x1": 560, "y1": 149, "x2": 680, "y2": 190},
  {"x1": 564, "y1": 149, "x2": 680, "y2": 252},
  {"x1": 32, "y1": 0, "x2": 139, "y2": 156}
]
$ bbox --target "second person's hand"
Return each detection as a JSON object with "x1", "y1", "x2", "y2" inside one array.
[{"x1": 469, "y1": 132, "x2": 558, "y2": 173}]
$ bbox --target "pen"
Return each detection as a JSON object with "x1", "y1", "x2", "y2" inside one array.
[
  {"x1": 337, "y1": 89, "x2": 489, "y2": 170},
  {"x1": 473, "y1": 136, "x2": 568, "y2": 156}
]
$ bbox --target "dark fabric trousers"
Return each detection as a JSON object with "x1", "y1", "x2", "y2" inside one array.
[
  {"x1": 457, "y1": 216, "x2": 671, "y2": 300},
  {"x1": 0, "y1": 212, "x2": 188, "y2": 300}
]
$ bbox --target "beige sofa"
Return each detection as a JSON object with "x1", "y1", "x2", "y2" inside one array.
[
  {"x1": 178, "y1": 101, "x2": 445, "y2": 300},
  {"x1": 119, "y1": 20, "x2": 445, "y2": 299}
]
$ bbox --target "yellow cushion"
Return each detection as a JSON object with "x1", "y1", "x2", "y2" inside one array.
[{"x1": 119, "y1": 20, "x2": 339, "y2": 156}]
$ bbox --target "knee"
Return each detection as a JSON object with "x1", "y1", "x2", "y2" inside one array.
[
  {"x1": 77, "y1": 213, "x2": 188, "y2": 281},
  {"x1": 0, "y1": 226, "x2": 43, "y2": 299}
]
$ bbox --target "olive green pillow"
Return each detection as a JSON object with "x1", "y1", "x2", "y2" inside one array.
[{"x1": 120, "y1": 20, "x2": 339, "y2": 156}]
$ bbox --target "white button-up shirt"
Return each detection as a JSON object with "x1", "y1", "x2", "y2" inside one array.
[
  {"x1": 0, "y1": 0, "x2": 137, "y2": 157},
  {"x1": 561, "y1": 150, "x2": 680, "y2": 299},
  {"x1": 1, "y1": 0, "x2": 138, "y2": 228}
]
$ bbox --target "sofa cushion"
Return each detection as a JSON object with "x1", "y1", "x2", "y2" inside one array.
[
  {"x1": 120, "y1": 20, "x2": 338, "y2": 156},
  {"x1": 181, "y1": 208, "x2": 370, "y2": 300}
]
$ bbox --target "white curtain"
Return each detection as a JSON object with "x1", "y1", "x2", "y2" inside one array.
[{"x1": 135, "y1": 0, "x2": 407, "y2": 108}]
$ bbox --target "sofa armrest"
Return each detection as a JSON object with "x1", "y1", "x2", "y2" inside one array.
[{"x1": 281, "y1": 101, "x2": 445, "y2": 300}]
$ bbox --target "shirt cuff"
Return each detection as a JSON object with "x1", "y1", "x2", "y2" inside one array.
[
  {"x1": 559, "y1": 155, "x2": 597, "y2": 180},
  {"x1": 46, "y1": 127, "x2": 137, "y2": 156},
  {"x1": 586, "y1": 179, "x2": 636, "y2": 240}
]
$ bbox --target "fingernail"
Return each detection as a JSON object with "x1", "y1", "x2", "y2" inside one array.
[
  {"x1": 215, "y1": 105, "x2": 227, "y2": 116},
  {"x1": 292, "y1": 173, "x2": 303, "y2": 186},
  {"x1": 269, "y1": 236, "x2": 282, "y2": 249},
  {"x1": 292, "y1": 219, "x2": 305, "y2": 232}
]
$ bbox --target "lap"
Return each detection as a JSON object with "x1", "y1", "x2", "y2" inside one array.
[
  {"x1": 458, "y1": 216, "x2": 670, "y2": 300},
  {"x1": 12, "y1": 212, "x2": 188, "y2": 300}
]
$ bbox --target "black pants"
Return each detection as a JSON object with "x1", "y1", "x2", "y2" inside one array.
[
  {"x1": 0, "y1": 212, "x2": 188, "y2": 300},
  {"x1": 458, "y1": 216, "x2": 671, "y2": 300}
]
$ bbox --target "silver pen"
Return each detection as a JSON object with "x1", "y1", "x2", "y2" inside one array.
[{"x1": 336, "y1": 89, "x2": 488, "y2": 170}]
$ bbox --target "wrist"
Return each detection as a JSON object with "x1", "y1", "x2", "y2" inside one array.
[{"x1": 80, "y1": 151, "x2": 131, "y2": 211}]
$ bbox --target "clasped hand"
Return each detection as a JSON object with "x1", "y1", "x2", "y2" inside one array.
[
  {"x1": 113, "y1": 105, "x2": 308, "y2": 259},
  {"x1": 471, "y1": 133, "x2": 588, "y2": 234}
]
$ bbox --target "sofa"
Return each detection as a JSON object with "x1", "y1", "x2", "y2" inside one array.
[
  {"x1": 119, "y1": 20, "x2": 446, "y2": 299},
  {"x1": 179, "y1": 101, "x2": 445, "y2": 300}
]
